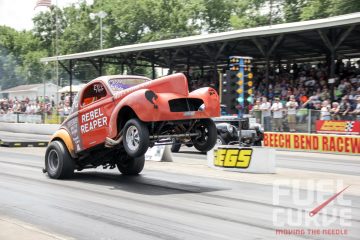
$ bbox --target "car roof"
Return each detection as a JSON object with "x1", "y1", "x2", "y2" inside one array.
[{"x1": 94, "y1": 75, "x2": 151, "y2": 82}]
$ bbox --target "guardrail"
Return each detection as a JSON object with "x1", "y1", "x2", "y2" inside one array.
[
  {"x1": 0, "y1": 113, "x2": 43, "y2": 124},
  {"x1": 0, "y1": 112, "x2": 64, "y2": 124}
]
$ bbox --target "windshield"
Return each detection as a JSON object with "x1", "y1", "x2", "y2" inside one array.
[{"x1": 107, "y1": 78, "x2": 149, "y2": 92}]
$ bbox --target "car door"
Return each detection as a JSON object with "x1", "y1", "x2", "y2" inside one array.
[{"x1": 78, "y1": 81, "x2": 114, "y2": 150}]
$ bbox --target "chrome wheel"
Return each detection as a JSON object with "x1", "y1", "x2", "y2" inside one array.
[
  {"x1": 126, "y1": 125, "x2": 140, "y2": 151},
  {"x1": 216, "y1": 137, "x2": 223, "y2": 146}
]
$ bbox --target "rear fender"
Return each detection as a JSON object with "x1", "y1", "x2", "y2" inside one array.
[{"x1": 50, "y1": 128, "x2": 76, "y2": 158}]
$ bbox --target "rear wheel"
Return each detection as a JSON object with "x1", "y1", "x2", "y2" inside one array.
[
  {"x1": 123, "y1": 118, "x2": 150, "y2": 158},
  {"x1": 117, "y1": 154, "x2": 145, "y2": 175},
  {"x1": 192, "y1": 119, "x2": 217, "y2": 152},
  {"x1": 253, "y1": 140, "x2": 262, "y2": 146},
  {"x1": 171, "y1": 139, "x2": 181, "y2": 153},
  {"x1": 215, "y1": 135, "x2": 226, "y2": 146},
  {"x1": 45, "y1": 140, "x2": 75, "y2": 179}
]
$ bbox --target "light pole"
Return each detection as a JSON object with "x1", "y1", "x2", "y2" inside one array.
[{"x1": 90, "y1": 11, "x2": 107, "y2": 49}]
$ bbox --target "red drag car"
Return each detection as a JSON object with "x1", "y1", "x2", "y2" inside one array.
[{"x1": 44, "y1": 73, "x2": 220, "y2": 179}]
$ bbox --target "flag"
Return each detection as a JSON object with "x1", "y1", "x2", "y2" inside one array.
[{"x1": 34, "y1": 0, "x2": 52, "y2": 9}]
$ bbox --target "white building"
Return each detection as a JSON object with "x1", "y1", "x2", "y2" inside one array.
[{"x1": 0, "y1": 83, "x2": 59, "y2": 102}]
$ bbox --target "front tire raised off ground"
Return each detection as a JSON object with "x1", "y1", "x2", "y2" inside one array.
[
  {"x1": 193, "y1": 118, "x2": 217, "y2": 152},
  {"x1": 123, "y1": 118, "x2": 150, "y2": 158}
]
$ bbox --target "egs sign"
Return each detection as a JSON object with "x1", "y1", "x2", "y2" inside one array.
[{"x1": 213, "y1": 148, "x2": 253, "y2": 168}]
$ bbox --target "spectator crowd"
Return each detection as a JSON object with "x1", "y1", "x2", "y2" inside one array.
[
  {"x1": 250, "y1": 60, "x2": 360, "y2": 131},
  {"x1": 0, "y1": 93, "x2": 73, "y2": 122},
  {"x1": 1, "y1": 60, "x2": 360, "y2": 130}
]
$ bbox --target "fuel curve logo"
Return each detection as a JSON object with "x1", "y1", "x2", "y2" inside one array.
[
  {"x1": 309, "y1": 185, "x2": 350, "y2": 217},
  {"x1": 273, "y1": 179, "x2": 352, "y2": 237}
]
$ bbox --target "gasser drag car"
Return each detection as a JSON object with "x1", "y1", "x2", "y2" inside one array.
[{"x1": 44, "y1": 73, "x2": 220, "y2": 179}]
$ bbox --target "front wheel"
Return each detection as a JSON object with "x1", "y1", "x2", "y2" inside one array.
[
  {"x1": 192, "y1": 119, "x2": 217, "y2": 152},
  {"x1": 45, "y1": 140, "x2": 75, "y2": 179},
  {"x1": 117, "y1": 154, "x2": 145, "y2": 175},
  {"x1": 123, "y1": 118, "x2": 150, "y2": 158}
]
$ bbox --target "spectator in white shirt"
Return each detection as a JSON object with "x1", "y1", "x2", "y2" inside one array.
[
  {"x1": 271, "y1": 97, "x2": 283, "y2": 131},
  {"x1": 320, "y1": 100, "x2": 331, "y2": 120},
  {"x1": 286, "y1": 95, "x2": 298, "y2": 132},
  {"x1": 260, "y1": 97, "x2": 271, "y2": 131}
]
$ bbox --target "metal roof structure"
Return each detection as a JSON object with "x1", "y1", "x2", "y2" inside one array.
[
  {"x1": 39, "y1": 12, "x2": 360, "y2": 105},
  {"x1": 41, "y1": 12, "x2": 360, "y2": 70}
]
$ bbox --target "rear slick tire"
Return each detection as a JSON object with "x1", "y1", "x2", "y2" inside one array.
[
  {"x1": 117, "y1": 155, "x2": 145, "y2": 175},
  {"x1": 45, "y1": 140, "x2": 75, "y2": 179},
  {"x1": 171, "y1": 139, "x2": 181, "y2": 153}
]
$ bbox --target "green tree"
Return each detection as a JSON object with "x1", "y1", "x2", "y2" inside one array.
[
  {"x1": 282, "y1": 0, "x2": 306, "y2": 22},
  {"x1": 0, "y1": 26, "x2": 52, "y2": 89},
  {"x1": 300, "y1": 0, "x2": 333, "y2": 20},
  {"x1": 230, "y1": 0, "x2": 270, "y2": 29}
]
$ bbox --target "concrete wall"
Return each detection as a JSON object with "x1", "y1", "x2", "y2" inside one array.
[{"x1": 0, "y1": 122, "x2": 60, "y2": 135}]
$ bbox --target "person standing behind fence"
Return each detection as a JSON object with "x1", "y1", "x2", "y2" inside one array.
[
  {"x1": 286, "y1": 95, "x2": 298, "y2": 132},
  {"x1": 260, "y1": 97, "x2": 271, "y2": 131},
  {"x1": 339, "y1": 96, "x2": 351, "y2": 120},
  {"x1": 350, "y1": 97, "x2": 360, "y2": 121},
  {"x1": 251, "y1": 99, "x2": 262, "y2": 124},
  {"x1": 330, "y1": 102, "x2": 340, "y2": 120},
  {"x1": 271, "y1": 97, "x2": 284, "y2": 131},
  {"x1": 320, "y1": 100, "x2": 331, "y2": 120}
]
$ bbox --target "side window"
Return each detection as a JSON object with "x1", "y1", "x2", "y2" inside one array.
[{"x1": 81, "y1": 82, "x2": 107, "y2": 106}]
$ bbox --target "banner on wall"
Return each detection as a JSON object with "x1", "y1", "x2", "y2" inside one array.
[
  {"x1": 263, "y1": 132, "x2": 360, "y2": 155},
  {"x1": 316, "y1": 120, "x2": 360, "y2": 135}
]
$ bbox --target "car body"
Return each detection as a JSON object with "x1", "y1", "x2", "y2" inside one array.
[{"x1": 44, "y1": 73, "x2": 220, "y2": 178}]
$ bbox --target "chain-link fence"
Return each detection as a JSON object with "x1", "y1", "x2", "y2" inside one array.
[
  {"x1": 0, "y1": 107, "x2": 66, "y2": 124},
  {"x1": 0, "y1": 81, "x2": 78, "y2": 125},
  {"x1": 251, "y1": 109, "x2": 360, "y2": 133}
]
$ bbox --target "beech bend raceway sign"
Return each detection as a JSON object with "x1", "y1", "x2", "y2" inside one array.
[{"x1": 264, "y1": 132, "x2": 360, "y2": 155}]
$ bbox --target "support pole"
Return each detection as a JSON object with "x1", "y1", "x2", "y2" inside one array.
[
  {"x1": 252, "y1": 35, "x2": 283, "y2": 97},
  {"x1": 317, "y1": 28, "x2": 355, "y2": 102},
  {"x1": 329, "y1": 50, "x2": 336, "y2": 101},
  {"x1": 99, "y1": 58, "x2": 103, "y2": 76},
  {"x1": 151, "y1": 61, "x2": 156, "y2": 79},
  {"x1": 213, "y1": 61, "x2": 218, "y2": 87},
  {"x1": 265, "y1": 57, "x2": 270, "y2": 96},
  {"x1": 69, "y1": 60, "x2": 73, "y2": 106}
]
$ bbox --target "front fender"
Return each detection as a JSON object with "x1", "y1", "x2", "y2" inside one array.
[
  {"x1": 189, "y1": 87, "x2": 220, "y2": 116},
  {"x1": 108, "y1": 89, "x2": 155, "y2": 138},
  {"x1": 107, "y1": 87, "x2": 220, "y2": 139}
]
